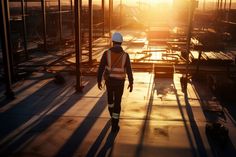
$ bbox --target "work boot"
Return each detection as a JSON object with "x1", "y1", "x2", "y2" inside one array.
[{"x1": 111, "y1": 118, "x2": 119, "y2": 132}]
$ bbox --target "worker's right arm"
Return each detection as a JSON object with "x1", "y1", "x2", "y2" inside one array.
[{"x1": 97, "y1": 51, "x2": 107, "y2": 89}]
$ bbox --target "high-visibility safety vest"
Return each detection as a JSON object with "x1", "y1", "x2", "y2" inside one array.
[{"x1": 106, "y1": 50, "x2": 127, "y2": 80}]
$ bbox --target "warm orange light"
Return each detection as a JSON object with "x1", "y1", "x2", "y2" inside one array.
[{"x1": 149, "y1": 0, "x2": 173, "y2": 4}]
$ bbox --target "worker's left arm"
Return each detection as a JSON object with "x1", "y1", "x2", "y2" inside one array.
[{"x1": 125, "y1": 53, "x2": 133, "y2": 92}]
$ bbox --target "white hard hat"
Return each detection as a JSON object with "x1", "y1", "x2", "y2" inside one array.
[{"x1": 112, "y1": 32, "x2": 123, "y2": 43}]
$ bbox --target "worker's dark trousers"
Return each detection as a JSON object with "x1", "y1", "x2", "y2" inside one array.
[{"x1": 106, "y1": 80, "x2": 124, "y2": 131}]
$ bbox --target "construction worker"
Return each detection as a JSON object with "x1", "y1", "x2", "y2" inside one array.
[{"x1": 97, "y1": 32, "x2": 133, "y2": 132}]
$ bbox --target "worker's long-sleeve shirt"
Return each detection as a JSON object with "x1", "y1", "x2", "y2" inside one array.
[{"x1": 97, "y1": 45, "x2": 133, "y2": 85}]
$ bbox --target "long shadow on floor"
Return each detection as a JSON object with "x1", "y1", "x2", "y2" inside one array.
[
  {"x1": 0, "y1": 79, "x2": 74, "y2": 139},
  {"x1": 0, "y1": 77, "x2": 98, "y2": 156},
  {"x1": 135, "y1": 76, "x2": 201, "y2": 157},
  {"x1": 135, "y1": 73, "x2": 155, "y2": 157},
  {"x1": 86, "y1": 119, "x2": 112, "y2": 157},
  {"x1": 96, "y1": 129, "x2": 120, "y2": 157},
  {"x1": 183, "y1": 90, "x2": 208, "y2": 157},
  {"x1": 54, "y1": 92, "x2": 107, "y2": 157},
  {"x1": 173, "y1": 80, "x2": 200, "y2": 157}
]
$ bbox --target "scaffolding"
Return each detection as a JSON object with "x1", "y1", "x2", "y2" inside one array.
[{"x1": 1, "y1": 0, "x2": 236, "y2": 98}]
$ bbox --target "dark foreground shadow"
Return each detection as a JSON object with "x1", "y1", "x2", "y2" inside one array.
[
  {"x1": 206, "y1": 127, "x2": 236, "y2": 157},
  {"x1": 0, "y1": 76, "x2": 99, "y2": 156},
  {"x1": 86, "y1": 119, "x2": 111, "y2": 157},
  {"x1": 96, "y1": 129, "x2": 120, "y2": 157},
  {"x1": 191, "y1": 79, "x2": 236, "y2": 157}
]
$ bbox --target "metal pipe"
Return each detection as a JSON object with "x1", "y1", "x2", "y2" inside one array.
[
  {"x1": 58, "y1": 0, "x2": 62, "y2": 43},
  {"x1": 41, "y1": 0, "x2": 47, "y2": 52},
  {"x1": 21, "y1": 0, "x2": 28, "y2": 59},
  {"x1": 89, "y1": 0, "x2": 93, "y2": 64},
  {"x1": 74, "y1": 0, "x2": 83, "y2": 92},
  {"x1": 0, "y1": 0, "x2": 15, "y2": 98}
]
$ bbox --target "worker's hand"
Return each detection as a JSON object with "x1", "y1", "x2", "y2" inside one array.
[
  {"x1": 127, "y1": 84, "x2": 133, "y2": 92},
  {"x1": 98, "y1": 82, "x2": 102, "y2": 90}
]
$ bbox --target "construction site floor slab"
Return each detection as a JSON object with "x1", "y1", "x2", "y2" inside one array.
[{"x1": 1, "y1": 72, "x2": 236, "y2": 157}]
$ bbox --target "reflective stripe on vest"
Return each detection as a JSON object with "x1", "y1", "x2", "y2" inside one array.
[{"x1": 106, "y1": 50, "x2": 127, "y2": 79}]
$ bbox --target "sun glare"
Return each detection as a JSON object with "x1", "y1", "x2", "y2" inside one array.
[{"x1": 149, "y1": 0, "x2": 173, "y2": 4}]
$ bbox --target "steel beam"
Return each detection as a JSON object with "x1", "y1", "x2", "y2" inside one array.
[
  {"x1": 41, "y1": 0, "x2": 47, "y2": 52},
  {"x1": 0, "y1": 0, "x2": 15, "y2": 98},
  {"x1": 74, "y1": 0, "x2": 83, "y2": 92}
]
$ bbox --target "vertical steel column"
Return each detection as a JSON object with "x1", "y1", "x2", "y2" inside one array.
[
  {"x1": 70, "y1": 0, "x2": 74, "y2": 37},
  {"x1": 185, "y1": 0, "x2": 195, "y2": 79},
  {"x1": 227, "y1": 0, "x2": 232, "y2": 21},
  {"x1": 74, "y1": 0, "x2": 83, "y2": 92},
  {"x1": 229, "y1": 0, "x2": 232, "y2": 10},
  {"x1": 220, "y1": 0, "x2": 223, "y2": 10},
  {"x1": 203, "y1": 0, "x2": 205, "y2": 11},
  {"x1": 89, "y1": 0, "x2": 93, "y2": 64},
  {"x1": 224, "y1": 0, "x2": 227, "y2": 10},
  {"x1": 21, "y1": 0, "x2": 28, "y2": 59},
  {"x1": 25, "y1": 0, "x2": 28, "y2": 13},
  {"x1": 220, "y1": 0, "x2": 223, "y2": 19},
  {"x1": 58, "y1": 0, "x2": 62, "y2": 43},
  {"x1": 102, "y1": 0, "x2": 105, "y2": 35},
  {"x1": 41, "y1": 0, "x2": 47, "y2": 52},
  {"x1": 109, "y1": 0, "x2": 113, "y2": 44},
  {"x1": 120, "y1": 0, "x2": 122, "y2": 28},
  {"x1": 0, "y1": 0, "x2": 15, "y2": 98}
]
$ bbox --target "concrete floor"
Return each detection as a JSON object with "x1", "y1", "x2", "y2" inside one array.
[
  {"x1": 1, "y1": 71, "x2": 236, "y2": 157},
  {"x1": 1, "y1": 30, "x2": 236, "y2": 157}
]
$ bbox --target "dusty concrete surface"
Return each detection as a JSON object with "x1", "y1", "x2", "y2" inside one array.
[{"x1": 1, "y1": 71, "x2": 236, "y2": 157}]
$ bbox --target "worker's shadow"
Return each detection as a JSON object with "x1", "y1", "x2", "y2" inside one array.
[
  {"x1": 86, "y1": 119, "x2": 119, "y2": 157},
  {"x1": 96, "y1": 129, "x2": 119, "y2": 157}
]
